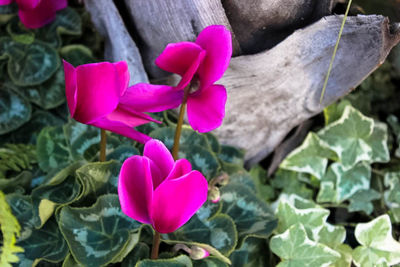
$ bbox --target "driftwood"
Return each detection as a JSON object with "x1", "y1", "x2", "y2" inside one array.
[{"x1": 84, "y1": 1, "x2": 400, "y2": 165}]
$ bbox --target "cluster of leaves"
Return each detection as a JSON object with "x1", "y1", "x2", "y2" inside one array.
[{"x1": 0, "y1": 4, "x2": 98, "y2": 145}]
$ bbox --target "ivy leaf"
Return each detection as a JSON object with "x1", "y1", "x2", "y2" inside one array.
[
  {"x1": 387, "y1": 115, "x2": 400, "y2": 158},
  {"x1": 318, "y1": 105, "x2": 374, "y2": 170},
  {"x1": 271, "y1": 169, "x2": 313, "y2": 200},
  {"x1": 384, "y1": 172, "x2": 400, "y2": 222},
  {"x1": 317, "y1": 162, "x2": 371, "y2": 204},
  {"x1": 220, "y1": 183, "x2": 277, "y2": 241},
  {"x1": 317, "y1": 223, "x2": 346, "y2": 249},
  {"x1": 136, "y1": 255, "x2": 192, "y2": 267},
  {"x1": 275, "y1": 200, "x2": 329, "y2": 240},
  {"x1": 270, "y1": 223, "x2": 340, "y2": 267},
  {"x1": 353, "y1": 215, "x2": 400, "y2": 267},
  {"x1": 323, "y1": 100, "x2": 351, "y2": 125},
  {"x1": 59, "y1": 194, "x2": 142, "y2": 267},
  {"x1": 0, "y1": 87, "x2": 32, "y2": 135},
  {"x1": 347, "y1": 189, "x2": 380, "y2": 215},
  {"x1": 280, "y1": 133, "x2": 338, "y2": 179},
  {"x1": 35, "y1": 7, "x2": 82, "y2": 48},
  {"x1": 167, "y1": 201, "x2": 237, "y2": 256},
  {"x1": 0, "y1": 37, "x2": 60, "y2": 86},
  {"x1": 366, "y1": 122, "x2": 390, "y2": 163},
  {"x1": 249, "y1": 165, "x2": 276, "y2": 201}
]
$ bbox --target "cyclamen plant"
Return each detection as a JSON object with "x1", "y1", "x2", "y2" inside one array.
[
  {"x1": 63, "y1": 25, "x2": 232, "y2": 260},
  {"x1": 0, "y1": 0, "x2": 67, "y2": 28}
]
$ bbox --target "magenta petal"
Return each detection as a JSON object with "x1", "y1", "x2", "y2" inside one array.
[
  {"x1": 0, "y1": 0, "x2": 14, "y2": 5},
  {"x1": 18, "y1": 0, "x2": 67, "y2": 29},
  {"x1": 118, "y1": 156, "x2": 153, "y2": 224},
  {"x1": 187, "y1": 85, "x2": 227, "y2": 132},
  {"x1": 63, "y1": 60, "x2": 77, "y2": 117},
  {"x1": 73, "y1": 62, "x2": 125, "y2": 124},
  {"x1": 16, "y1": 0, "x2": 40, "y2": 10},
  {"x1": 119, "y1": 83, "x2": 183, "y2": 113},
  {"x1": 90, "y1": 115, "x2": 152, "y2": 144},
  {"x1": 151, "y1": 170, "x2": 208, "y2": 233},
  {"x1": 107, "y1": 106, "x2": 159, "y2": 127},
  {"x1": 155, "y1": 42, "x2": 204, "y2": 76},
  {"x1": 165, "y1": 159, "x2": 192, "y2": 181},
  {"x1": 195, "y1": 25, "x2": 232, "y2": 88},
  {"x1": 143, "y1": 139, "x2": 174, "y2": 185},
  {"x1": 115, "y1": 61, "x2": 130, "y2": 96},
  {"x1": 176, "y1": 50, "x2": 205, "y2": 90}
]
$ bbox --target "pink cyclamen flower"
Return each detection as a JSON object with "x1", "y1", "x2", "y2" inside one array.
[
  {"x1": 118, "y1": 139, "x2": 208, "y2": 233},
  {"x1": 0, "y1": 0, "x2": 67, "y2": 29},
  {"x1": 63, "y1": 60, "x2": 182, "y2": 143},
  {"x1": 155, "y1": 25, "x2": 232, "y2": 132}
]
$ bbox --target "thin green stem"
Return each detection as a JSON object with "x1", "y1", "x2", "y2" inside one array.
[
  {"x1": 100, "y1": 129, "x2": 107, "y2": 162},
  {"x1": 151, "y1": 230, "x2": 161, "y2": 259},
  {"x1": 171, "y1": 85, "x2": 191, "y2": 160},
  {"x1": 320, "y1": 0, "x2": 353, "y2": 103}
]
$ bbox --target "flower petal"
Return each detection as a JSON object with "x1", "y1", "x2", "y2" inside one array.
[
  {"x1": 18, "y1": 0, "x2": 67, "y2": 29},
  {"x1": 195, "y1": 25, "x2": 232, "y2": 88},
  {"x1": 0, "y1": 0, "x2": 14, "y2": 5},
  {"x1": 72, "y1": 61, "x2": 126, "y2": 124},
  {"x1": 143, "y1": 139, "x2": 174, "y2": 186},
  {"x1": 119, "y1": 83, "x2": 183, "y2": 113},
  {"x1": 63, "y1": 60, "x2": 77, "y2": 117},
  {"x1": 165, "y1": 159, "x2": 192, "y2": 181},
  {"x1": 16, "y1": 0, "x2": 40, "y2": 10},
  {"x1": 151, "y1": 170, "x2": 208, "y2": 233},
  {"x1": 90, "y1": 114, "x2": 152, "y2": 144},
  {"x1": 187, "y1": 85, "x2": 227, "y2": 132},
  {"x1": 118, "y1": 156, "x2": 153, "y2": 224},
  {"x1": 155, "y1": 42, "x2": 204, "y2": 76}
]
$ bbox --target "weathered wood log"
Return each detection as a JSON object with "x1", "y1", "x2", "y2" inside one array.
[
  {"x1": 222, "y1": 0, "x2": 337, "y2": 53},
  {"x1": 122, "y1": 0, "x2": 241, "y2": 77},
  {"x1": 213, "y1": 15, "x2": 400, "y2": 164},
  {"x1": 84, "y1": 0, "x2": 148, "y2": 84}
]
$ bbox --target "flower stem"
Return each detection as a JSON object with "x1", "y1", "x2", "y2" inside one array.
[
  {"x1": 171, "y1": 85, "x2": 191, "y2": 160},
  {"x1": 151, "y1": 230, "x2": 161, "y2": 259},
  {"x1": 100, "y1": 129, "x2": 107, "y2": 162}
]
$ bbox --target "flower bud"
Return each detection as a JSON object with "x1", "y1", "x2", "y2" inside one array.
[
  {"x1": 189, "y1": 246, "x2": 210, "y2": 260},
  {"x1": 208, "y1": 186, "x2": 220, "y2": 203}
]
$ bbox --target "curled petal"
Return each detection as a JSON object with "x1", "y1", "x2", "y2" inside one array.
[
  {"x1": 63, "y1": 60, "x2": 77, "y2": 117},
  {"x1": 70, "y1": 61, "x2": 126, "y2": 124},
  {"x1": 143, "y1": 139, "x2": 174, "y2": 188},
  {"x1": 165, "y1": 159, "x2": 192, "y2": 181},
  {"x1": 18, "y1": 0, "x2": 67, "y2": 29},
  {"x1": 151, "y1": 170, "x2": 208, "y2": 233},
  {"x1": 119, "y1": 83, "x2": 183, "y2": 113},
  {"x1": 187, "y1": 85, "x2": 227, "y2": 132},
  {"x1": 90, "y1": 114, "x2": 152, "y2": 144},
  {"x1": 119, "y1": 156, "x2": 153, "y2": 224},
  {"x1": 196, "y1": 25, "x2": 232, "y2": 89},
  {"x1": 155, "y1": 42, "x2": 204, "y2": 76}
]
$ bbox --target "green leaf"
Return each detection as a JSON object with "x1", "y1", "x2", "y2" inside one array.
[
  {"x1": 6, "y1": 17, "x2": 34, "y2": 44},
  {"x1": 317, "y1": 223, "x2": 346, "y2": 249},
  {"x1": 136, "y1": 255, "x2": 193, "y2": 267},
  {"x1": 220, "y1": 183, "x2": 277, "y2": 240},
  {"x1": 353, "y1": 215, "x2": 400, "y2": 266},
  {"x1": 366, "y1": 122, "x2": 390, "y2": 163},
  {"x1": 17, "y1": 66, "x2": 66, "y2": 109},
  {"x1": 31, "y1": 162, "x2": 82, "y2": 228},
  {"x1": 271, "y1": 169, "x2": 313, "y2": 200},
  {"x1": 384, "y1": 172, "x2": 400, "y2": 218},
  {"x1": 280, "y1": 133, "x2": 338, "y2": 179},
  {"x1": 0, "y1": 143, "x2": 36, "y2": 179},
  {"x1": 387, "y1": 115, "x2": 400, "y2": 158},
  {"x1": 60, "y1": 45, "x2": 95, "y2": 66},
  {"x1": 59, "y1": 194, "x2": 142, "y2": 267},
  {"x1": 0, "y1": 171, "x2": 32, "y2": 194},
  {"x1": 229, "y1": 236, "x2": 271, "y2": 267},
  {"x1": 318, "y1": 105, "x2": 374, "y2": 170},
  {"x1": 317, "y1": 162, "x2": 371, "y2": 204},
  {"x1": 16, "y1": 217, "x2": 69, "y2": 267},
  {"x1": 62, "y1": 253, "x2": 83, "y2": 267},
  {"x1": 193, "y1": 257, "x2": 229, "y2": 267},
  {"x1": 0, "y1": 191, "x2": 24, "y2": 267},
  {"x1": 249, "y1": 165, "x2": 275, "y2": 201},
  {"x1": 36, "y1": 126, "x2": 70, "y2": 172},
  {"x1": 35, "y1": 7, "x2": 82, "y2": 48},
  {"x1": 150, "y1": 126, "x2": 211, "y2": 150},
  {"x1": 179, "y1": 144, "x2": 220, "y2": 179},
  {"x1": 0, "y1": 3, "x2": 17, "y2": 15},
  {"x1": 121, "y1": 243, "x2": 149, "y2": 267},
  {"x1": 167, "y1": 201, "x2": 237, "y2": 256},
  {"x1": 218, "y1": 145, "x2": 245, "y2": 165},
  {"x1": 0, "y1": 37, "x2": 60, "y2": 86},
  {"x1": 332, "y1": 244, "x2": 353, "y2": 267},
  {"x1": 204, "y1": 133, "x2": 221, "y2": 154},
  {"x1": 106, "y1": 145, "x2": 139, "y2": 163},
  {"x1": 0, "y1": 87, "x2": 32, "y2": 135},
  {"x1": 270, "y1": 223, "x2": 340, "y2": 267},
  {"x1": 347, "y1": 189, "x2": 380, "y2": 215},
  {"x1": 323, "y1": 100, "x2": 351, "y2": 125}
]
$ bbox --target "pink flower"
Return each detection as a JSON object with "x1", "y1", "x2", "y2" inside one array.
[
  {"x1": 0, "y1": 0, "x2": 67, "y2": 29},
  {"x1": 63, "y1": 60, "x2": 182, "y2": 143},
  {"x1": 118, "y1": 139, "x2": 208, "y2": 233},
  {"x1": 155, "y1": 25, "x2": 232, "y2": 132}
]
